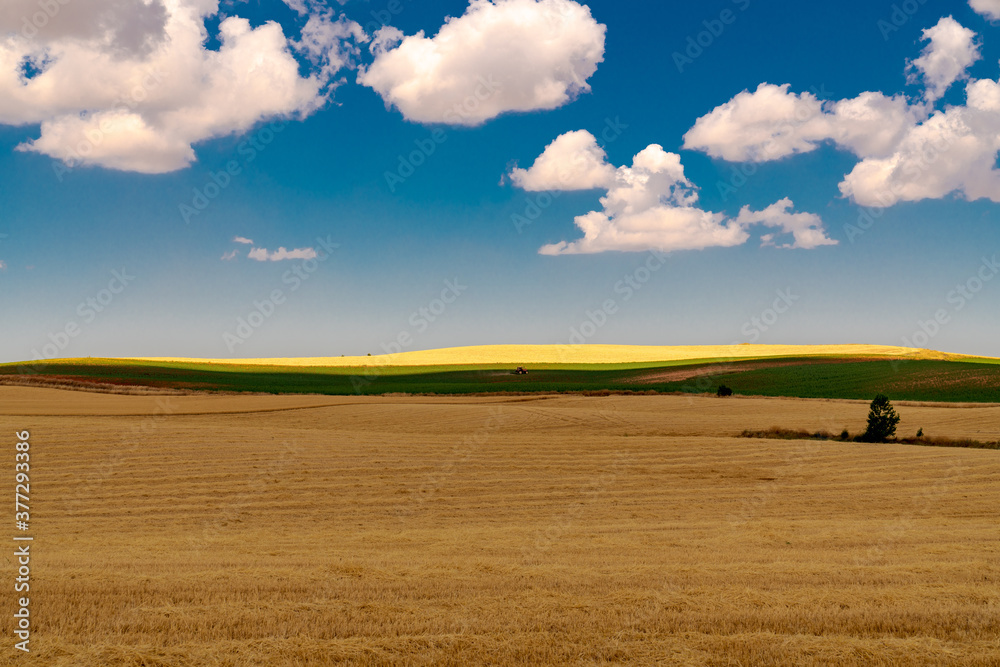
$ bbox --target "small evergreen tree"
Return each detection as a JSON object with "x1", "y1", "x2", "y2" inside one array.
[{"x1": 862, "y1": 394, "x2": 900, "y2": 442}]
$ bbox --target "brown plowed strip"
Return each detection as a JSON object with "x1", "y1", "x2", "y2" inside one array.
[{"x1": 627, "y1": 357, "x2": 893, "y2": 384}]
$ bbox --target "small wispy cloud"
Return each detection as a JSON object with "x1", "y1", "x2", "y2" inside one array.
[
  {"x1": 233, "y1": 236, "x2": 254, "y2": 245},
  {"x1": 248, "y1": 247, "x2": 318, "y2": 262},
  {"x1": 0, "y1": 260, "x2": 7, "y2": 271},
  {"x1": 221, "y1": 250, "x2": 239, "y2": 261}
]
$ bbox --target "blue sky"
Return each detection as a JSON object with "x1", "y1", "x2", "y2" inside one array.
[{"x1": 1, "y1": 0, "x2": 999, "y2": 361}]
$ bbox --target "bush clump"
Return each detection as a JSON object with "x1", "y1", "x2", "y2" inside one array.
[{"x1": 741, "y1": 427, "x2": 833, "y2": 440}]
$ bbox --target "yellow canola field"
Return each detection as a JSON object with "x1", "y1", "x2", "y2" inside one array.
[{"x1": 121, "y1": 343, "x2": 967, "y2": 367}]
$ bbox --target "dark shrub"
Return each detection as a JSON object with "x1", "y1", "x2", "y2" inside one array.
[{"x1": 717, "y1": 384, "x2": 733, "y2": 397}]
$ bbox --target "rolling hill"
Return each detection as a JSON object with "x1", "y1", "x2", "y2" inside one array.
[{"x1": 2, "y1": 344, "x2": 1000, "y2": 402}]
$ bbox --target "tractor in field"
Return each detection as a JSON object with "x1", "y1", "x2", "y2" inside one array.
[{"x1": 513, "y1": 366, "x2": 528, "y2": 375}]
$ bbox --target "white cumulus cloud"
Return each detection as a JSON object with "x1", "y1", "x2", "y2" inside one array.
[
  {"x1": 233, "y1": 236, "x2": 254, "y2": 245},
  {"x1": 512, "y1": 135, "x2": 834, "y2": 255},
  {"x1": 823, "y1": 92, "x2": 920, "y2": 159},
  {"x1": 840, "y1": 83, "x2": 1000, "y2": 206},
  {"x1": 1, "y1": 0, "x2": 364, "y2": 173},
  {"x1": 508, "y1": 130, "x2": 615, "y2": 191},
  {"x1": 0, "y1": 0, "x2": 170, "y2": 56},
  {"x1": 358, "y1": 0, "x2": 606, "y2": 126},
  {"x1": 683, "y1": 83, "x2": 918, "y2": 162},
  {"x1": 684, "y1": 16, "x2": 1000, "y2": 208},
  {"x1": 683, "y1": 83, "x2": 829, "y2": 162},
  {"x1": 221, "y1": 250, "x2": 239, "y2": 261},
  {"x1": 734, "y1": 198, "x2": 838, "y2": 250},
  {"x1": 248, "y1": 246, "x2": 318, "y2": 261},
  {"x1": 970, "y1": 0, "x2": 1000, "y2": 22},
  {"x1": 907, "y1": 16, "x2": 980, "y2": 103}
]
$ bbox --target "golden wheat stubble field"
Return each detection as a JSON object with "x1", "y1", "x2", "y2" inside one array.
[{"x1": 2, "y1": 387, "x2": 999, "y2": 666}]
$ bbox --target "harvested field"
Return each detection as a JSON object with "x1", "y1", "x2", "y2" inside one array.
[{"x1": 2, "y1": 387, "x2": 999, "y2": 665}]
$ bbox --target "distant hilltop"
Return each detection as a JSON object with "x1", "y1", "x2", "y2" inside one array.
[{"x1": 122, "y1": 344, "x2": 979, "y2": 368}]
